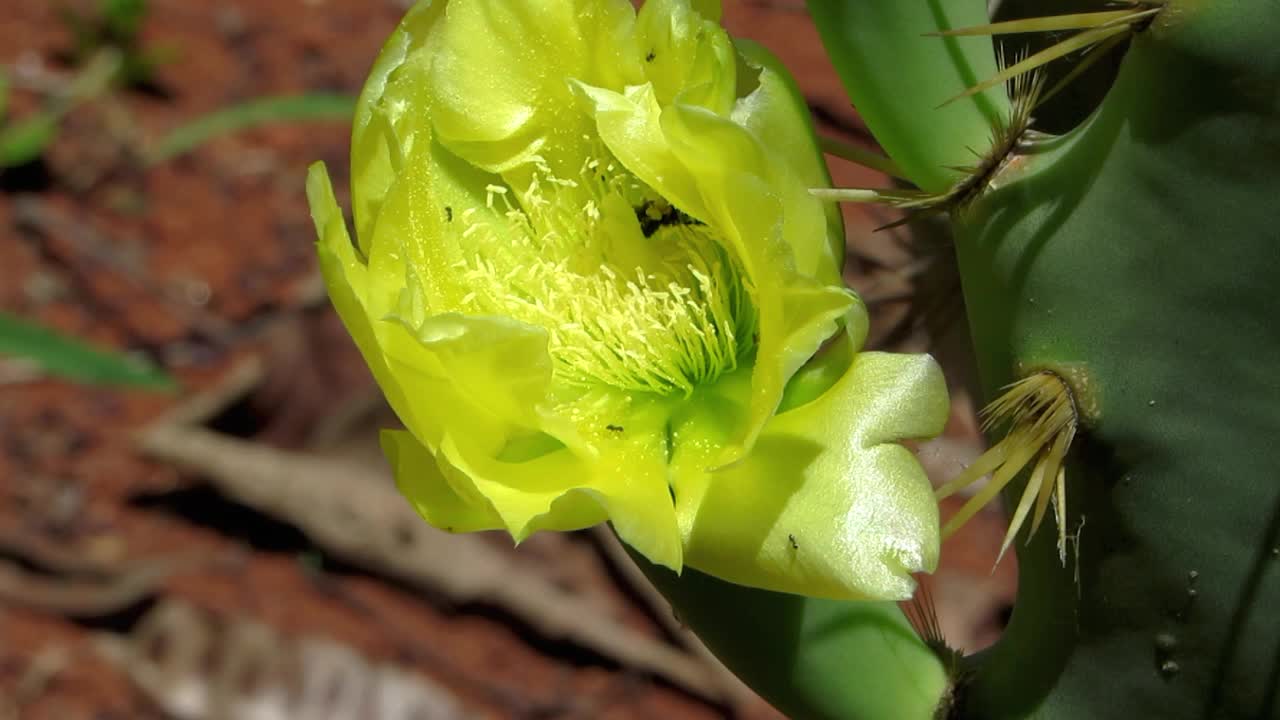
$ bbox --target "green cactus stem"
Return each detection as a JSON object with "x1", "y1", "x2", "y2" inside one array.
[
  {"x1": 949, "y1": 2, "x2": 1280, "y2": 716},
  {"x1": 740, "y1": 0, "x2": 1280, "y2": 717}
]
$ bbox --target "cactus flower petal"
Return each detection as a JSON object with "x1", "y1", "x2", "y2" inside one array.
[
  {"x1": 309, "y1": 0, "x2": 950, "y2": 600},
  {"x1": 670, "y1": 336, "x2": 950, "y2": 600}
]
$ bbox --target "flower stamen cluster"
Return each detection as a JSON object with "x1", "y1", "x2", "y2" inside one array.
[{"x1": 444, "y1": 153, "x2": 755, "y2": 396}]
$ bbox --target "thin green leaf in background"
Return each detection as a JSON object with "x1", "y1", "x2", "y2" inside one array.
[
  {"x1": 0, "y1": 311, "x2": 175, "y2": 389},
  {"x1": 149, "y1": 93, "x2": 356, "y2": 163},
  {"x1": 0, "y1": 71, "x2": 10, "y2": 121},
  {"x1": 101, "y1": 0, "x2": 148, "y2": 40},
  {"x1": 0, "y1": 113, "x2": 60, "y2": 168},
  {"x1": 0, "y1": 50, "x2": 122, "y2": 169}
]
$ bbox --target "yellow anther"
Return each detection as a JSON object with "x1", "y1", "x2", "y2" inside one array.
[{"x1": 434, "y1": 153, "x2": 754, "y2": 396}]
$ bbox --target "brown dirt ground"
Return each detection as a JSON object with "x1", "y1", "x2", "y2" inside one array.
[{"x1": 0, "y1": 1, "x2": 1015, "y2": 718}]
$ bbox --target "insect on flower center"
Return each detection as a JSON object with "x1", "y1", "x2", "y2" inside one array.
[{"x1": 446, "y1": 151, "x2": 756, "y2": 396}]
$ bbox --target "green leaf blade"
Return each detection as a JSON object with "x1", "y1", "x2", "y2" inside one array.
[
  {"x1": 0, "y1": 312, "x2": 175, "y2": 390},
  {"x1": 0, "y1": 113, "x2": 59, "y2": 168},
  {"x1": 150, "y1": 93, "x2": 356, "y2": 163}
]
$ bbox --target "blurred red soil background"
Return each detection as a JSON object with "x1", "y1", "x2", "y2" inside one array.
[{"x1": 0, "y1": 1, "x2": 1014, "y2": 718}]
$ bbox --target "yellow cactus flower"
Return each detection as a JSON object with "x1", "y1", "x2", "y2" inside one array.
[{"x1": 306, "y1": 0, "x2": 949, "y2": 600}]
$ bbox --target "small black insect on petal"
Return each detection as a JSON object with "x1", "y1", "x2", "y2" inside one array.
[
  {"x1": 606, "y1": 424, "x2": 624, "y2": 434},
  {"x1": 635, "y1": 199, "x2": 703, "y2": 238}
]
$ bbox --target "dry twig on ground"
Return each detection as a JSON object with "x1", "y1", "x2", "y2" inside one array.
[
  {"x1": 95, "y1": 598, "x2": 471, "y2": 720},
  {"x1": 0, "y1": 523, "x2": 229, "y2": 617},
  {"x1": 136, "y1": 363, "x2": 733, "y2": 704}
]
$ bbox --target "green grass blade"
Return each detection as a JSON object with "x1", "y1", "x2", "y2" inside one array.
[
  {"x1": 0, "y1": 113, "x2": 59, "y2": 168},
  {"x1": 0, "y1": 312, "x2": 174, "y2": 389},
  {"x1": 101, "y1": 0, "x2": 148, "y2": 39},
  {"x1": 806, "y1": 0, "x2": 1010, "y2": 193},
  {"x1": 0, "y1": 71, "x2": 10, "y2": 121},
  {"x1": 148, "y1": 93, "x2": 356, "y2": 163}
]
